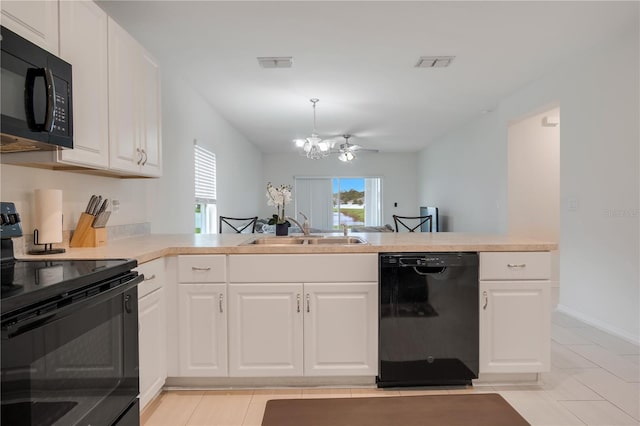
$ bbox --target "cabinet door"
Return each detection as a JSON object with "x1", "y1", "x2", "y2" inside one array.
[
  {"x1": 304, "y1": 283, "x2": 378, "y2": 376},
  {"x1": 178, "y1": 284, "x2": 227, "y2": 376},
  {"x1": 58, "y1": 0, "x2": 109, "y2": 168},
  {"x1": 139, "y1": 50, "x2": 162, "y2": 177},
  {"x1": 108, "y1": 17, "x2": 142, "y2": 174},
  {"x1": 139, "y1": 288, "x2": 166, "y2": 409},
  {"x1": 1, "y1": 0, "x2": 58, "y2": 54},
  {"x1": 479, "y1": 281, "x2": 551, "y2": 373},
  {"x1": 228, "y1": 284, "x2": 303, "y2": 377}
]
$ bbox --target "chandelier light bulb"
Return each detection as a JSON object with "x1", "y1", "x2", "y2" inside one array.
[{"x1": 292, "y1": 98, "x2": 332, "y2": 160}]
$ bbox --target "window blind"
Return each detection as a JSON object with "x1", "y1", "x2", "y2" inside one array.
[{"x1": 194, "y1": 144, "x2": 216, "y2": 204}]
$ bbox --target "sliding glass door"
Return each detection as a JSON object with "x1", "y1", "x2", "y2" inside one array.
[{"x1": 295, "y1": 177, "x2": 382, "y2": 231}]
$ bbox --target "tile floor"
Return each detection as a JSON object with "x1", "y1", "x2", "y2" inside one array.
[{"x1": 142, "y1": 311, "x2": 640, "y2": 426}]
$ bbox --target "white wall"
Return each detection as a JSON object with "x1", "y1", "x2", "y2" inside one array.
[
  {"x1": 0, "y1": 164, "x2": 150, "y2": 234},
  {"x1": 418, "y1": 27, "x2": 639, "y2": 343},
  {"x1": 418, "y1": 111, "x2": 506, "y2": 233},
  {"x1": 262, "y1": 153, "x2": 418, "y2": 227},
  {"x1": 507, "y1": 107, "x2": 560, "y2": 241},
  {"x1": 148, "y1": 70, "x2": 263, "y2": 233}
]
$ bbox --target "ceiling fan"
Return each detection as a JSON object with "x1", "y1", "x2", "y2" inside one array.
[{"x1": 331, "y1": 134, "x2": 379, "y2": 162}]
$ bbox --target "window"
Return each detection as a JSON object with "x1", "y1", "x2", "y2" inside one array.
[
  {"x1": 194, "y1": 143, "x2": 217, "y2": 233},
  {"x1": 294, "y1": 177, "x2": 382, "y2": 230}
]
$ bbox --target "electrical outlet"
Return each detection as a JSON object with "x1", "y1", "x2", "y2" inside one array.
[{"x1": 112, "y1": 200, "x2": 120, "y2": 213}]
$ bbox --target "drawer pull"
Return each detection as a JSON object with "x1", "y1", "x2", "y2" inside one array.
[
  {"x1": 306, "y1": 294, "x2": 310, "y2": 313},
  {"x1": 296, "y1": 294, "x2": 301, "y2": 313},
  {"x1": 191, "y1": 266, "x2": 212, "y2": 271},
  {"x1": 482, "y1": 291, "x2": 488, "y2": 310},
  {"x1": 507, "y1": 263, "x2": 526, "y2": 268},
  {"x1": 144, "y1": 274, "x2": 156, "y2": 281},
  {"x1": 219, "y1": 294, "x2": 224, "y2": 313}
]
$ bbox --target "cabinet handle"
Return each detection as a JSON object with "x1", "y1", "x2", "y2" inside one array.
[
  {"x1": 191, "y1": 266, "x2": 211, "y2": 271},
  {"x1": 482, "y1": 291, "x2": 488, "y2": 310},
  {"x1": 144, "y1": 274, "x2": 156, "y2": 281},
  {"x1": 136, "y1": 148, "x2": 142, "y2": 165},
  {"x1": 219, "y1": 293, "x2": 224, "y2": 313},
  {"x1": 507, "y1": 263, "x2": 526, "y2": 268},
  {"x1": 141, "y1": 149, "x2": 148, "y2": 166},
  {"x1": 306, "y1": 294, "x2": 310, "y2": 313},
  {"x1": 296, "y1": 294, "x2": 301, "y2": 313}
]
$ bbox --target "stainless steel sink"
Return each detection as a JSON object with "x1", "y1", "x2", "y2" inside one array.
[
  {"x1": 246, "y1": 237, "x2": 307, "y2": 245},
  {"x1": 307, "y1": 236, "x2": 367, "y2": 245},
  {"x1": 242, "y1": 235, "x2": 367, "y2": 246}
]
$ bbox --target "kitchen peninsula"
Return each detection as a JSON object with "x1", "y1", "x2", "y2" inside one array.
[
  {"x1": 16, "y1": 232, "x2": 557, "y2": 263},
  {"x1": 16, "y1": 233, "x2": 557, "y2": 410}
]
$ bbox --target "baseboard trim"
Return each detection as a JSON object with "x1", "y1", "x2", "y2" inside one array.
[
  {"x1": 164, "y1": 376, "x2": 376, "y2": 389},
  {"x1": 473, "y1": 373, "x2": 540, "y2": 386},
  {"x1": 556, "y1": 304, "x2": 640, "y2": 345}
]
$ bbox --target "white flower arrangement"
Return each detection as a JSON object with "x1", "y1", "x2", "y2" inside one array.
[{"x1": 266, "y1": 182, "x2": 292, "y2": 224}]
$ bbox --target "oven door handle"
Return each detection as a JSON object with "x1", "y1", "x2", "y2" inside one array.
[{"x1": 1, "y1": 275, "x2": 142, "y2": 340}]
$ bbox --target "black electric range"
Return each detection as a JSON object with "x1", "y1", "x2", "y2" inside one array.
[
  {"x1": 1, "y1": 255, "x2": 138, "y2": 315},
  {"x1": 1, "y1": 202, "x2": 141, "y2": 426}
]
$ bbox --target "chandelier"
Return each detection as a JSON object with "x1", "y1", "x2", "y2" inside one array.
[{"x1": 294, "y1": 99, "x2": 331, "y2": 159}]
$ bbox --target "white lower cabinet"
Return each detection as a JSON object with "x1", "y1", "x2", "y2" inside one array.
[
  {"x1": 178, "y1": 284, "x2": 227, "y2": 376},
  {"x1": 228, "y1": 281, "x2": 378, "y2": 377},
  {"x1": 228, "y1": 284, "x2": 303, "y2": 377},
  {"x1": 304, "y1": 283, "x2": 378, "y2": 376},
  {"x1": 136, "y1": 259, "x2": 167, "y2": 410},
  {"x1": 479, "y1": 252, "x2": 551, "y2": 374},
  {"x1": 138, "y1": 287, "x2": 166, "y2": 408}
]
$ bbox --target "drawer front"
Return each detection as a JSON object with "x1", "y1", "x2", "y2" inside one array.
[
  {"x1": 480, "y1": 252, "x2": 551, "y2": 280},
  {"x1": 228, "y1": 254, "x2": 378, "y2": 283},
  {"x1": 136, "y1": 258, "x2": 165, "y2": 298},
  {"x1": 178, "y1": 255, "x2": 227, "y2": 283}
]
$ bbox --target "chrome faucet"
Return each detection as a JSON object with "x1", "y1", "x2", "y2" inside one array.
[{"x1": 286, "y1": 212, "x2": 311, "y2": 236}]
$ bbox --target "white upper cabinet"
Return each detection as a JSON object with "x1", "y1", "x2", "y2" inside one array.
[
  {"x1": 58, "y1": 0, "x2": 109, "y2": 169},
  {"x1": 108, "y1": 17, "x2": 162, "y2": 177},
  {"x1": 139, "y1": 49, "x2": 162, "y2": 176},
  {"x1": 1, "y1": 0, "x2": 59, "y2": 54}
]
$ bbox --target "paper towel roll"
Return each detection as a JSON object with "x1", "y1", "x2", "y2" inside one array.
[{"x1": 33, "y1": 189, "x2": 63, "y2": 244}]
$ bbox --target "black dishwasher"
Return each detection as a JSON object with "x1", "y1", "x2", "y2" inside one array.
[{"x1": 377, "y1": 252, "x2": 479, "y2": 387}]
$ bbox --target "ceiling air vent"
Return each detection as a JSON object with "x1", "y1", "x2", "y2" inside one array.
[
  {"x1": 257, "y1": 56, "x2": 293, "y2": 68},
  {"x1": 415, "y1": 56, "x2": 455, "y2": 68}
]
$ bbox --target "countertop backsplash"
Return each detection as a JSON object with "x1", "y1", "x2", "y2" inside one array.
[{"x1": 15, "y1": 222, "x2": 151, "y2": 256}]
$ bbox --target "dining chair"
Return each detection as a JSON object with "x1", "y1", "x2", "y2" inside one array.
[
  {"x1": 392, "y1": 214, "x2": 432, "y2": 232},
  {"x1": 219, "y1": 216, "x2": 258, "y2": 233}
]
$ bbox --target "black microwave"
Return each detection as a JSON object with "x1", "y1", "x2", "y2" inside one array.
[{"x1": 0, "y1": 26, "x2": 73, "y2": 153}]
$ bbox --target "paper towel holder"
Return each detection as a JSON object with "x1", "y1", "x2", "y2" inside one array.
[
  {"x1": 28, "y1": 188, "x2": 66, "y2": 255},
  {"x1": 29, "y1": 228, "x2": 66, "y2": 254}
]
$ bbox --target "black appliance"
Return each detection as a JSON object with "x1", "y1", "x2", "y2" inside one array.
[
  {"x1": 0, "y1": 26, "x2": 73, "y2": 153},
  {"x1": 1, "y1": 202, "x2": 141, "y2": 425},
  {"x1": 377, "y1": 252, "x2": 479, "y2": 387}
]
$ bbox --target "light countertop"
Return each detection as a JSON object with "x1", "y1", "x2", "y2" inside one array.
[{"x1": 16, "y1": 233, "x2": 558, "y2": 265}]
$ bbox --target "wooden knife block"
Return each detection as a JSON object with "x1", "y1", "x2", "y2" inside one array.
[{"x1": 70, "y1": 213, "x2": 107, "y2": 248}]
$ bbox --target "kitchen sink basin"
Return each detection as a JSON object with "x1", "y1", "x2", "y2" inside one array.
[
  {"x1": 246, "y1": 237, "x2": 307, "y2": 245},
  {"x1": 242, "y1": 235, "x2": 367, "y2": 246},
  {"x1": 307, "y1": 236, "x2": 367, "y2": 245}
]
